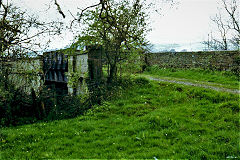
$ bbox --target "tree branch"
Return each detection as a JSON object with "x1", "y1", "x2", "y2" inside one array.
[
  {"x1": 54, "y1": 0, "x2": 65, "y2": 18},
  {"x1": 78, "y1": 2, "x2": 102, "y2": 22}
]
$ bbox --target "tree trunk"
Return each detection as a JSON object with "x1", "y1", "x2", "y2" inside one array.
[{"x1": 107, "y1": 63, "x2": 117, "y2": 84}]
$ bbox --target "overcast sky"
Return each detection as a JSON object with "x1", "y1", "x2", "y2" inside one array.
[
  {"x1": 9, "y1": 0, "x2": 222, "y2": 50},
  {"x1": 149, "y1": 0, "x2": 219, "y2": 44}
]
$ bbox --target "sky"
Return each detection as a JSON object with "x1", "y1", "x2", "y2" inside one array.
[
  {"x1": 149, "y1": 0, "x2": 219, "y2": 44},
  {"x1": 8, "y1": 0, "x2": 222, "y2": 51}
]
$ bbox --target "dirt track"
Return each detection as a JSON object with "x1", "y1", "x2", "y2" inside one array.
[{"x1": 145, "y1": 76, "x2": 240, "y2": 94}]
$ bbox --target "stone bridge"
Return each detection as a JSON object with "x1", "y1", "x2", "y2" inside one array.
[
  {"x1": 4, "y1": 46, "x2": 103, "y2": 95},
  {"x1": 43, "y1": 46, "x2": 103, "y2": 95}
]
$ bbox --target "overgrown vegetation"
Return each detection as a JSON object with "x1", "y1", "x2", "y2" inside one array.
[
  {"x1": 0, "y1": 74, "x2": 132, "y2": 127},
  {"x1": 0, "y1": 82, "x2": 81, "y2": 127},
  {"x1": 144, "y1": 66, "x2": 239, "y2": 89},
  {"x1": 0, "y1": 77, "x2": 239, "y2": 159},
  {"x1": 0, "y1": 1, "x2": 64, "y2": 127}
]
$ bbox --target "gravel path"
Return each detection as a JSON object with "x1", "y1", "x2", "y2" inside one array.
[{"x1": 146, "y1": 76, "x2": 240, "y2": 94}]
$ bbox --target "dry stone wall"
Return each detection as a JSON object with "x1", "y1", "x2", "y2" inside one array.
[{"x1": 146, "y1": 51, "x2": 239, "y2": 71}]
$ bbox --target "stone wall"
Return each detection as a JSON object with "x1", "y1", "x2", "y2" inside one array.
[
  {"x1": 6, "y1": 57, "x2": 43, "y2": 94},
  {"x1": 146, "y1": 51, "x2": 239, "y2": 71},
  {"x1": 67, "y1": 53, "x2": 88, "y2": 95}
]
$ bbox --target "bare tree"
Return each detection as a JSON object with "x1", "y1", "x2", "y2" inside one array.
[
  {"x1": 223, "y1": 0, "x2": 240, "y2": 36},
  {"x1": 212, "y1": 13, "x2": 229, "y2": 50},
  {"x1": 0, "y1": 2, "x2": 63, "y2": 58},
  {"x1": 223, "y1": 0, "x2": 240, "y2": 49},
  {"x1": 204, "y1": 0, "x2": 239, "y2": 50}
]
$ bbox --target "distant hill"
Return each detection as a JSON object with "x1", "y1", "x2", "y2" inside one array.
[{"x1": 150, "y1": 42, "x2": 206, "y2": 52}]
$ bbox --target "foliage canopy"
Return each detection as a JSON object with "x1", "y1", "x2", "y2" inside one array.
[{"x1": 73, "y1": 0, "x2": 151, "y2": 82}]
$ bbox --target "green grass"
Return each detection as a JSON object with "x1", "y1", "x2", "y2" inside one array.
[
  {"x1": 144, "y1": 67, "x2": 239, "y2": 89},
  {"x1": 0, "y1": 78, "x2": 239, "y2": 159}
]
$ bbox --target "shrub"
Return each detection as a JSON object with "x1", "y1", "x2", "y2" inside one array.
[
  {"x1": 0, "y1": 83, "x2": 89, "y2": 127},
  {"x1": 0, "y1": 74, "x2": 136, "y2": 127},
  {"x1": 134, "y1": 77, "x2": 150, "y2": 85}
]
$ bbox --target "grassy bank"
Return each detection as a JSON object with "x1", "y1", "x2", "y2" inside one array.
[
  {"x1": 0, "y1": 78, "x2": 239, "y2": 159},
  {"x1": 144, "y1": 67, "x2": 239, "y2": 89}
]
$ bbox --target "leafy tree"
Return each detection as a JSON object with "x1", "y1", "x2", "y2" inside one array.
[{"x1": 72, "y1": 0, "x2": 150, "y2": 83}]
